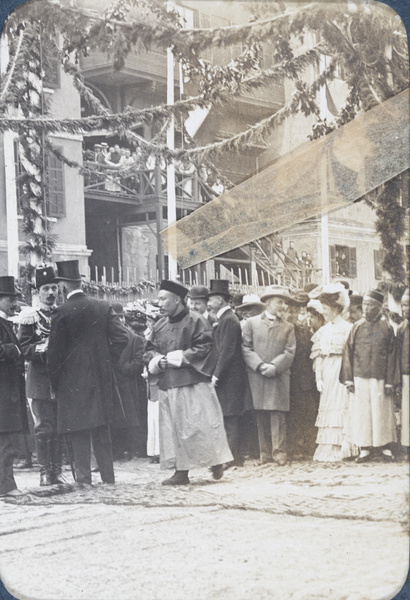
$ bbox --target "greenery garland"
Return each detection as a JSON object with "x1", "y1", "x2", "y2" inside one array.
[{"x1": 1, "y1": 0, "x2": 408, "y2": 286}]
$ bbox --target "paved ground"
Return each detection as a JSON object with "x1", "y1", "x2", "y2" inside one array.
[{"x1": 1, "y1": 458, "x2": 409, "y2": 600}]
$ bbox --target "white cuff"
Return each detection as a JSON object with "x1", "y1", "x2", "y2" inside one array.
[
  {"x1": 148, "y1": 355, "x2": 165, "y2": 374},
  {"x1": 166, "y1": 350, "x2": 184, "y2": 368}
]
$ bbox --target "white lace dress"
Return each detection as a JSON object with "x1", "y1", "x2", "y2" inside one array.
[{"x1": 310, "y1": 316, "x2": 358, "y2": 462}]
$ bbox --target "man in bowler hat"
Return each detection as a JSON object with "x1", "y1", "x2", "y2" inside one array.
[
  {"x1": 0, "y1": 276, "x2": 28, "y2": 496},
  {"x1": 47, "y1": 260, "x2": 129, "y2": 485},
  {"x1": 188, "y1": 285, "x2": 215, "y2": 326},
  {"x1": 18, "y1": 266, "x2": 67, "y2": 486}
]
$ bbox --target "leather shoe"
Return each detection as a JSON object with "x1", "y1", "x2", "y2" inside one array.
[
  {"x1": 273, "y1": 451, "x2": 288, "y2": 466},
  {"x1": 40, "y1": 469, "x2": 52, "y2": 486},
  {"x1": 355, "y1": 454, "x2": 371, "y2": 463},
  {"x1": 162, "y1": 471, "x2": 190, "y2": 486},
  {"x1": 382, "y1": 453, "x2": 395, "y2": 463},
  {"x1": 211, "y1": 464, "x2": 224, "y2": 480},
  {"x1": 0, "y1": 488, "x2": 27, "y2": 497},
  {"x1": 51, "y1": 470, "x2": 69, "y2": 485}
]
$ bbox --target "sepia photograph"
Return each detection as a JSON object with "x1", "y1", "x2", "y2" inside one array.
[{"x1": 0, "y1": 0, "x2": 409, "y2": 598}]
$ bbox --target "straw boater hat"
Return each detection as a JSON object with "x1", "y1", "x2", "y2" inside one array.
[
  {"x1": 260, "y1": 285, "x2": 290, "y2": 302},
  {"x1": 159, "y1": 279, "x2": 189, "y2": 299},
  {"x1": 0, "y1": 276, "x2": 18, "y2": 296},
  {"x1": 189, "y1": 285, "x2": 209, "y2": 300},
  {"x1": 208, "y1": 279, "x2": 231, "y2": 299},
  {"x1": 35, "y1": 266, "x2": 57, "y2": 289},
  {"x1": 237, "y1": 294, "x2": 264, "y2": 310}
]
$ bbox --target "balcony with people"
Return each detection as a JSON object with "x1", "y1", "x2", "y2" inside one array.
[{"x1": 83, "y1": 142, "x2": 217, "y2": 206}]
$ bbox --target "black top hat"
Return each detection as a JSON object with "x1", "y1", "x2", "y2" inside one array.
[
  {"x1": 159, "y1": 279, "x2": 189, "y2": 299},
  {"x1": 35, "y1": 266, "x2": 57, "y2": 289},
  {"x1": 55, "y1": 260, "x2": 82, "y2": 282},
  {"x1": 208, "y1": 279, "x2": 231, "y2": 298},
  {"x1": 189, "y1": 285, "x2": 209, "y2": 300},
  {"x1": 0, "y1": 276, "x2": 18, "y2": 296}
]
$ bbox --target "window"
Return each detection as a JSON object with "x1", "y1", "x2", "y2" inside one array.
[
  {"x1": 374, "y1": 249, "x2": 385, "y2": 280},
  {"x1": 45, "y1": 150, "x2": 65, "y2": 217},
  {"x1": 330, "y1": 245, "x2": 357, "y2": 279}
]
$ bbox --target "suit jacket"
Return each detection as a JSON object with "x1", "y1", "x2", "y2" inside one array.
[
  {"x1": 340, "y1": 316, "x2": 398, "y2": 386},
  {"x1": 111, "y1": 329, "x2": 144, "y2": 429},
  {"x1": 18, "y1": 306, "x2": 54, "y2": 400},
  {"x1": 242, "y1": 312, "x2": 296, "y2": 411},
  {"x1": 47, "y1": 293, "x2": 129, "y2": 434},
  {"x1": 211, "y1": 308, "x2": 251, "y2": 416},
  {"x1": 0, "y1": 316, "x2": 28, "y2": 433}
]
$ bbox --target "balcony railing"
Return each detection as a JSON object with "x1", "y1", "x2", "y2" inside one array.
[{"x1": 83, "y1": 162, "x2": 215, "y2": 204}]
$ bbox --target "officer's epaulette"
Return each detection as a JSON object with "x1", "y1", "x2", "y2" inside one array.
[{"x1": 18, "y1": 306, "x2": 40, "y2": 325}]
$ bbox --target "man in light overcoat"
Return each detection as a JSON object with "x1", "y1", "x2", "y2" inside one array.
[{"x1": 242, "y1": 285, "x2": 296, "y2": 465}]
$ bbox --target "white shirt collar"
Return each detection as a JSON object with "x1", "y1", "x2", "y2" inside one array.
[
  {"x1": 203, "y1": 310, "x2": 209, "y2": 319},
  {"x1": 265, "y1": 310, "x2": 277, "y2": 321},
  {"x1": 67, "y1": 289, "x2": 84, "y2": 300},
  {"x1": 217, "y1": 305, "x2": 231, "y2": 319},
  {"x1": 0, "y1": 310, "x2": 9, "y2": 320}
]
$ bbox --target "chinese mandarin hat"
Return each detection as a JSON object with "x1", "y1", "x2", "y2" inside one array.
[
  {"x1": 159, "y1": 279, "x2": 189, "y2": 299},
  {"x1": 364, "y1": 289, "x2": 384, "y2": 304}
]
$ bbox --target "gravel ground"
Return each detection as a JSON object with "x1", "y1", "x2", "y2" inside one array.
[{"x1": 1, "y1": 458, "x2": 409, "y2": 600}]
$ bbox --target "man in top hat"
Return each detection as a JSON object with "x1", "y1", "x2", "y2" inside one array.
[
  {"x1": 0, "y1": 276, "x2": 28, "y2": 496},
  {"x1": 144, "y1": 280, "x2": 233, "y2": 485},
  {"x1": 285, "y1": 291, "x2": 319, "y2": 460},
  {"x1": 18, "y1": 266, "x2": 67, "y2": 486},
  {"x1": 340, "y1": 289, "x2": 399, "y2": 463},
  {"x1": 208, "y1": 280, "x2": 252, "y2": 467},
  {"x1": 188, "y1": 285, "x2": 215, "y2": 326},
  {"x1": 47, "y1": 260, "x2": 129, "y2": 485},
  {"x1": 242, "y1": 285, "x2": 296, "y2": 465}
]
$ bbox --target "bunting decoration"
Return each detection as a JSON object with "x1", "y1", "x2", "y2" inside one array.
[{"x1": 0, "y1": 0, "x2": 408, "y2": 284}]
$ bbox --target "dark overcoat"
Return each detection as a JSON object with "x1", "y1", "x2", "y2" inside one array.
[
  {"x1": 0, "y1": 316, "x2": 28, "y2": 433},
  {"x1": 111, "y1": 329, "x2": 144, "y2": 429},
  {"x1": 18, "y1": 306, "x2": 54, "y2": 400},
  {"x1": 211, "y1": 308, "x2": 251, "y2": 416},
  {"x1": 47, "y1": 293, "x2": 128, "y2": 434}
]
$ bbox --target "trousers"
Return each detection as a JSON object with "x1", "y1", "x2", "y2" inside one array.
[
  {"x1": 0, "y1": 433, "x2": 18, "y2": 495},
  {"x1": 69, "y1": 425, "x2": 114, "y2": 485},
  {"x1": 256, "y1": 410, "x2": 287, "y2": 458}
]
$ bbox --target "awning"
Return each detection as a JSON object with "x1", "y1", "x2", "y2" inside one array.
[{"x1": 162, "y1": 89, "x2": 409, "y2": 269}]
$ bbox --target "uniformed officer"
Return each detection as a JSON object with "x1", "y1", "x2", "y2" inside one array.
[{"x1": 18, "y1": 266, "x2": 67, "y2": 486}]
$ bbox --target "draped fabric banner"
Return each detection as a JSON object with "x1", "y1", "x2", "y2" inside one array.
[{"x1": 162, "y1": 89, "x2": 409, "y2": 269}]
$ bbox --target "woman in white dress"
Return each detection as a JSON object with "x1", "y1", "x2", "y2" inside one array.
[{"x1": 309, "y1": 283, "x2": 358, "y2": 462}]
